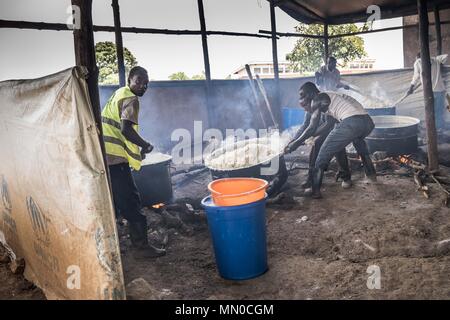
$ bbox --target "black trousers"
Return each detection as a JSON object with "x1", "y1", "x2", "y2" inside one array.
[
  {"x1": 109, "y1": 163, "x2": 146, "y2": 224},
  {"x1": 306, "y1": 119, "x2": 335, "y2": 179}
]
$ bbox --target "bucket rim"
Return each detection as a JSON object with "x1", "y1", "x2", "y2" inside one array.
[
  {"x1": 201, "y1": 194, "x2": 268, "y2": 209},
  {"x1": 207, "y1": 178, "x2": 268, "y2": 198}
]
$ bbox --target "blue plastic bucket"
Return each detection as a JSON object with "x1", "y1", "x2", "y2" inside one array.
[
  {"x1": 201, "y1": 195, "x2": 268, "y2": 280},
  {"x1": 282, "y1": 107, "x2": 305, "y2": 130}
]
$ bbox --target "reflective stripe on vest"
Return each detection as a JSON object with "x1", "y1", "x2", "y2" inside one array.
[{"x1": 101, "y1": 86, "x2": 142, "y2": 170}]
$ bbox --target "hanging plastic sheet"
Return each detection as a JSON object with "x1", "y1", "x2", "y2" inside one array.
[{"x1": 0, "y1": 67, "x2": 125, "y2": 300}]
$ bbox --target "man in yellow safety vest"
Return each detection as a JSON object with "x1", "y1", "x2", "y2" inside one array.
[{"x1": 102, "y1": 66, "x2": 166, "y2": 259}]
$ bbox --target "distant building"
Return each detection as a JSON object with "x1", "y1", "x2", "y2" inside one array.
[
  {"x1": 230, "y1": 61, "x2": 303, "y2": 79},
  {"x1": 230, "y1": 59, "x2": 378, "y2": 79},
  {"x1": 340, "y1": 58, "x2": 377, "y2": 74},
  {"x1": 403, "y1": 9, "x2": 450, "y2": 67}
]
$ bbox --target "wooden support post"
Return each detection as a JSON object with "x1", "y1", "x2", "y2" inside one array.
[
  {"x1": 72, "y1": 0, "x2": 119, "y2": 203},
  {"x1": 418, "y1": 0, "x2": 439, "y2": 172},
  {"x1": 112, "y1": 0, "x2": 126, "y2": 87},
  {"x1": 197, "y1": 0, "x2": 211, "y2": 82},
  {"x1": 434, "y1": 6, "x2": 442, "y2": 55},
  {"x1": 71, "y1": 0, "x2": 113, "y2": 180},
  {"x1": 72, "y1": 0, "x2": 101, "y2": 127},
  {"x1": 324, "y1": 23, "x2": 329, "y2": 63},
  {"x1": 197, "y1": 0, "x2": 213, "y2": 128},
  {"x1": 270, "y1": 0, "x2": 281, "y2": 127}
]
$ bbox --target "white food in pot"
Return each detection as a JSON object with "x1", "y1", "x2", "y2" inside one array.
[{"x1": 205, "y1": 138, "x2": 282, "y2": 170}]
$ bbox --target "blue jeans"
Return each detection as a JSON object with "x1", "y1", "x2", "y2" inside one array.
[
  {"x1": 434, "y1": 91, "x2": 446, "y2": 130},
  {"x1": 315, "y1": 114, "x2": 374, "y2": 170}
]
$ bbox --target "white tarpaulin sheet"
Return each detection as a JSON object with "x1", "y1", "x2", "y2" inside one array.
[
  {"x1": 341, "y1": 66, "x2": 450, "y2": 123},
  {"x1": 0, "y1": 67, "x2": 125, "y2": 299}
]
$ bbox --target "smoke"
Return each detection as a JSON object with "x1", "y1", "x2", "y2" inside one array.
[
  {"x1": 204, "y1": 124, "x2": 301, "y2": 170},
  {"x1": 212, "y1": 85, "x2": 257, "y2": 130},
  {"x1": 369, "y1": 81, "x2": 393, "y2": 105},
  {"x1": 340, "y1": 81, "x2": 393, "y2": 108}
]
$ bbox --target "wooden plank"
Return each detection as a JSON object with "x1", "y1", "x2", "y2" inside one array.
[
  {"x1": 71, "y1": 0, "x2": 109, "y2": 177},
  {"x1": 324, "y1": 23, "x2": 329, "y2": 63},
  {"x1": 245, "y1": 64, "x2": 267, "y2": 128},
  {"x1": 197, "y1": 0, "x2": 214, "y2": 128},
  {"x1": 197, "y1": 0, "x2": 211, "y2": 84},
  {"x1": 259, "y1": 29, "x2": 323, "y2": 39},
  {"x1": 112, "y1": 0, "x2": 126, "y2": 87},
  {"x1": 270, "y1": 0, "x2": 281, "y2": 127},
  {"x1": 418, "y1": 0, "x2": 440, "y2": 172},
  {"x1": 255, "y1": 75, "x2": 278, "y2": 129},
  {"x1": 4, "y1": 18, "x2": 450, "y2": 41},
  {"x1": 72, "y1": 0, "x2": 100, "y2": 122},
  {"x1": 434, "y1": 6, "x2": 442, "y2": 55},
  {"x1": 259, "y1": 21, "x2": 450, "y2": 39},
  {"x1": 0, "y1": 19, "x2": 272, "y2": 38}
]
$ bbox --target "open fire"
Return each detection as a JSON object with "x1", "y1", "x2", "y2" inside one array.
[
  {"x1": 349, "y1": 152, "x2": 449, "y2": 206},
  {"x1": 398, "y1": 155, "x2": 411, "y2": 165},
  {"x1": 392, "y1": 155, "x2": 449, "y2": 205},
  {"x1": 396, "y1": 155, "x2": 425, "y2": 170},
  {"x1": 152, "y1": 203, "x2": 165, "y2": 209}
]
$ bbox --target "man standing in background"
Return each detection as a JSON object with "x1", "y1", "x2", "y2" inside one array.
[
  {"x1": 315, "y1": 56, "x2": 350, "y2": 92},
  {"x1": 407, "y1": 52, "x2": 448, "y2": 130}
]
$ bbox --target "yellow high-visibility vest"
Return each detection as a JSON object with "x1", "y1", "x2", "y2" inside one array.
[{"x1": 101, "y1": 86, "x2": 142, "y2": 171}]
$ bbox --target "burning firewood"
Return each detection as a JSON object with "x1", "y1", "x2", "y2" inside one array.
[
  {"x1": 413, "y1": 170, "x2": 430, "y2": 199},
  {"x1": 368, "y1": 153, "x2": 450, "y2": 206},
  {"x1": 399, "y1": 155, "x2": 450, "y2": 205},
  {"x1": 397, "y1": 155, "x2": 426, "y2": 170}
]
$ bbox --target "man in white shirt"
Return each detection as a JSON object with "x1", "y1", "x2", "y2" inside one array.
[
  {"x1": 315, "y1": 56, "x2": 350, "y2": 92},
  {"x1": 406, "y1": 52, "x2": 448, "y2": 130},
  {"x1": 285, "y1": 82, "x2": 376, "y2": 198}
]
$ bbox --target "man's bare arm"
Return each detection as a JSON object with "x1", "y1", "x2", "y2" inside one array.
[
  {"x1": 314, "y1": 115, "x2": 336, "y2": 137},
  {"x1": 285, "y1": 109, "x2": 322, "y2": 153},
  {"x1": 121, "y1": 120, "x2": 152, "y2": 150},
  {"x1": 291, "y1": 112, "x2": 311, "y2": 142}
]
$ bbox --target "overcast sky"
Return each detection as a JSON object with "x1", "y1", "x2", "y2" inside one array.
[{"x1": 0, "y1": 0, "x2": 404, "y2": 81}]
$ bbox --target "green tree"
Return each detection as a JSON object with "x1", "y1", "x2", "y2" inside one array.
[
  {"x1": 169, "y1": 72, "x2": 190, "y2": 80},
  {"x1": 95, "y1": 41, "x2": 138, "y2": 85},
  {"x1": 191, "y1": 71, "x2": 206, "y2": 80},
  {"x1": 286, "y1": 23, "x2": 368, "y2": 73}
]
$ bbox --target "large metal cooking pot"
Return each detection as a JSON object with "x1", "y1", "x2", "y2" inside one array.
[
  {"x1": 205, "y1": 138, "x2": 285, "y2": 181},
  {"x1": 132, "y1": 152, "x2": 173, "y2": 206},
  {"x1": 366, "y1": 115, "x2": 420, "y2": 156},
  {"x1": 209, "y1": 155, "x2": 287, "y2": 181}
]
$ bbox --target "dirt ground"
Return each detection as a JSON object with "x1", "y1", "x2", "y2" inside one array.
[
  {"x1": 120, "y1": 153, "x2": 450, "y2": 300},
  {"x1": 2, "y1": 150, "x2": 450, "y2": 300},
  {"x1": 0, "y1": 247, "x2": 45, "y2": 300}
]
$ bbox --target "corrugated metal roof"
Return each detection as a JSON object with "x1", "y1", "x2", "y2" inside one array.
[{"x1": 273, "y1": 0, "x2": 450, "y2": 24}]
